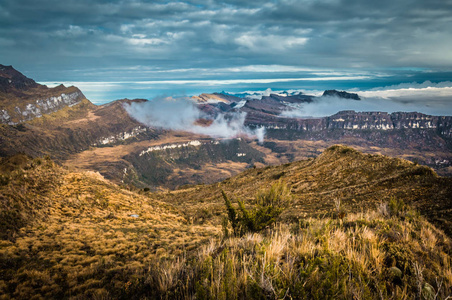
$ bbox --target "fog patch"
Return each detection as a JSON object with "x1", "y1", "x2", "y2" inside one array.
[
  {"x1": 124, "y1": 96, "x2": 265, "y2": 143},
  {"x1": 281, "y1": 94, "x2": 452, "y2": 118},
  {"x1": 124, "y1": 97, "x2": 201, "y2": 130},
  {"x1": 232, "y1": 100, "x2": 247, "y2": 109},
  {"x1": 367, "y1": 80, "x2": 452, "y2": 91},
  {"x1": 239, "y1": 88, "x2": 323, "y2": 100}
]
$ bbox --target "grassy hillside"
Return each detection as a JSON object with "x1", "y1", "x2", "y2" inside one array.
[
  {"x1": 0, "y1": 146, "x2": 451, "y2": 299},
  {"x1": 165, "y1": 145, "x2": 452, "y2": 237},
  {"x1": 0, "y1": 155, "x2": 219, "y2": 299}
]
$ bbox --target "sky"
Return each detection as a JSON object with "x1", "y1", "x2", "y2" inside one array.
[{"x1": 1, "y1": 0, "x2": 452, "y2": 107}]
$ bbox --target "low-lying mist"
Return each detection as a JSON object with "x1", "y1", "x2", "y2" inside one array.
[
  {"x1": 282, "y1": 94, "x2": 452, "y2": 118},
  {"x1": 124, "y1": 97, "x2": 265, "y2": 143},
  {"x1": 244, "y1": 83, "x2": 452, "y2": 117}
]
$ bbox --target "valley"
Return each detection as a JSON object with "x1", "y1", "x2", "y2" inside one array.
[
  {"x1": 2, "y1": 0, "x2": 452, "y2": 298},
  {"x1": 1, "y1": 65, "x2": 452, "y2": 298},
  {"x1": 1, "y1": 65, "x2": 452, "y2": 191}
]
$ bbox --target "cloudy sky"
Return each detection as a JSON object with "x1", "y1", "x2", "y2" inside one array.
[{"x1": 1, "y1": 0, "x2": 452, "y2": 104}]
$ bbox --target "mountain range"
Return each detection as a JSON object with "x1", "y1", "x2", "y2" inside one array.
[
  {"x1": 0, "y1": 64, "x2": 451, "y2": 190},
  {"x1": 1, "y1": 65, "x2": 452, "y2": 298}
]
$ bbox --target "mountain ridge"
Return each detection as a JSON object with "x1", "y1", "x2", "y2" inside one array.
[
  {"x1": 0, "y1": 63, "x2": 451, "y2": 296},
  {"x1": 0, "y1": 64, "x2": 87, "y2": 124},
  {"x1": 1, "y1": 65, "x2": 451, "y2": 189}
]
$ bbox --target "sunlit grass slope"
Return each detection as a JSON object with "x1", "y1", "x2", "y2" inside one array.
[
  {"x1": 0, "y1": 145, "x2": 451, "y2": 299},
  {"x1": 0, "y1": 155, "x2": 219, "y2": 299}
]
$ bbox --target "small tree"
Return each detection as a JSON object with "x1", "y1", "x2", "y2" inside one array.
[{"x1": 222, "y1": 180, "x2": 292, "y2": 236}]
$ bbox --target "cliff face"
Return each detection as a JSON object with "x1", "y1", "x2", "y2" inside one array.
[
  {"x1": 195, "y1": 92, "x2": 451, "y2": 137},
  {"x1": 125, "y1": 138, "x2": 265, "y2": 188},
  {"x1": 0, "y1": 99, "x2": 160, "y2": 161},
  {"x1": 327, "y1": 111, "x2": 394, "y2": 130},
  {"x1": 0, "y1": 65, "x2": 86, "y2": 124},
  {"x1": 246, "y1": 110, "x2": 452, "y2": 138},
  {"x1": 0, "y1": 87, "x2": 85, "y2": 124},
  {"x1": 325, "y1": 111, "x2": 452, "y2": 134}
]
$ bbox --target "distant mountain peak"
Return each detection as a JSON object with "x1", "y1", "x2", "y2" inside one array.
[
  {"x1": 0, "y1": 64, "x2": 38, "y2": 92},
  {"x1": 322, "y1": 89, "x2": 360, "y2": 100}
]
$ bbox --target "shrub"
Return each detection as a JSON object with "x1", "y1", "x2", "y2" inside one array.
[
  {"x1": 389, "y1": 197, "x2": 405, "y2": 217},
  {"x1": 222, "y1": 180, "x2": 292, "y2": 236}
]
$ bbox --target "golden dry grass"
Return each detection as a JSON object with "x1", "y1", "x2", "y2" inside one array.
[
  {"x1": 1, "y1": 145, "x2": 452, "y2": 299},
  {"x1": 0, "y1": 156, "x2": 220, "y2": 298},
  {"x1": 192, "y1": 208, "x2": 452, "y2": 299}
]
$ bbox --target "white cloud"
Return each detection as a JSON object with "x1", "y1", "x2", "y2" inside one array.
[
  {"x1": 368, "y1": 80, "x2": 452, "y2": 91},
  {"x1": 280, "y1": 81, "x2": 452, "y2": 117},
  {"x1": 222, "y1": 65, "x2": 316, "y2": 73},
  {"x1": 53, "y1": 25, "x2": 93, "y2": 38},
  {"x1": 132, "y1": 76, "x2": 369, "y2": 86},
  {"x1": 127, "y1": 37, "x2": 167, "y2": 46},
  {"x1": 123, "y1": 97, "x2": 265, "y2": 143},
  {"x1": 235, "y1": 33, "x2": 308, "y2": 51},
  {"x1": 39, "y1": 80, "x2": 452, "y2": 117},
  {"x1": 359, "y1": 86, "x2": 452, "y2": 99}
]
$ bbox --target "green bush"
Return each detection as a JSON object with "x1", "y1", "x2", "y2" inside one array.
[
  {"x1": 222, "y1": 180, "x2": 292, "y2": 236},
  {"x1": 389, "y1": 197, "x2": 405, "y2": 217}
]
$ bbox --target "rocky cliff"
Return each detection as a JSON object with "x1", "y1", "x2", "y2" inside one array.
[
  {"x1": 246, "y1": 110, "x2": 452, "y2": 137},
  {"x1": 322, "y1": 89, "x2": 360, "y2": 100},
  {"x1": 0, "y1": 65, "x2": 86, "y2": 124}
]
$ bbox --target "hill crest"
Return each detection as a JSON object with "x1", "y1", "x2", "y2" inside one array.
[{"x1": 0, "y1": 65, "x2": 88, "y2": 124}]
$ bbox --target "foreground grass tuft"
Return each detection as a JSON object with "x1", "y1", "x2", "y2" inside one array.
[{"x1": 190, "y1": 207, "x2": 452, "y2": 299}]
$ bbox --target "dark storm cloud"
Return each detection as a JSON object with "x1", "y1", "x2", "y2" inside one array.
[{"x1": 1, "y1": 0, "x2": 451, "y2": 84}]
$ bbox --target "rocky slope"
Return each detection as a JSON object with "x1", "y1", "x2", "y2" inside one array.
[
  {"x1": 0, "y1": 99, "x2": 159, "y2": 160},
  {"x1": 322, "y1": 89, "x2": 360, "y2": 99},
  {"x1": 0, "y1": 65, "x2": 86, "y2": 124}
]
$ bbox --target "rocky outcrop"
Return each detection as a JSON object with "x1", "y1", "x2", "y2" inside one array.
[
  {"x1": 1, "y1": 90, "x2": 85, "y2": 124},
  {"x1": 322, "y1": 90, "x2": 360, "y2": 100},
  {"x1": 392, "y1": 112, "x2": 438, "y2": 129},
  {"x1": 93, "y1": 126, "x2": 148, "y2": 146},
  {"x1": 0, "y1": 64, "x2": 38, "y2": 92},
  {"x1": 327, "y1": 111, "x2": 394, "y2": 130},
  {"x1": 0, "y1": 65, "x2": 86, "y2": 124},
  {"x1": 261, "y1": 93, "x2": 314, "y2": 104},
  {"x1": 438, "y1": 116, "x2": 452, "y2": 138}
]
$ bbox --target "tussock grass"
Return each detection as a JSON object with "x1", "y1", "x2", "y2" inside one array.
[
  {"x1": 1, "y1": 147, "x2": 452, "y2": 299},
  {"x1": 190, "y1": 206, "x2": 452, "y2": 299},
  {"x1": 0, "y1": 155, "x2": 220, "y2": 299},
  {"x1": 96, "y1": 204, "x2": 451, "y2": 299}
]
